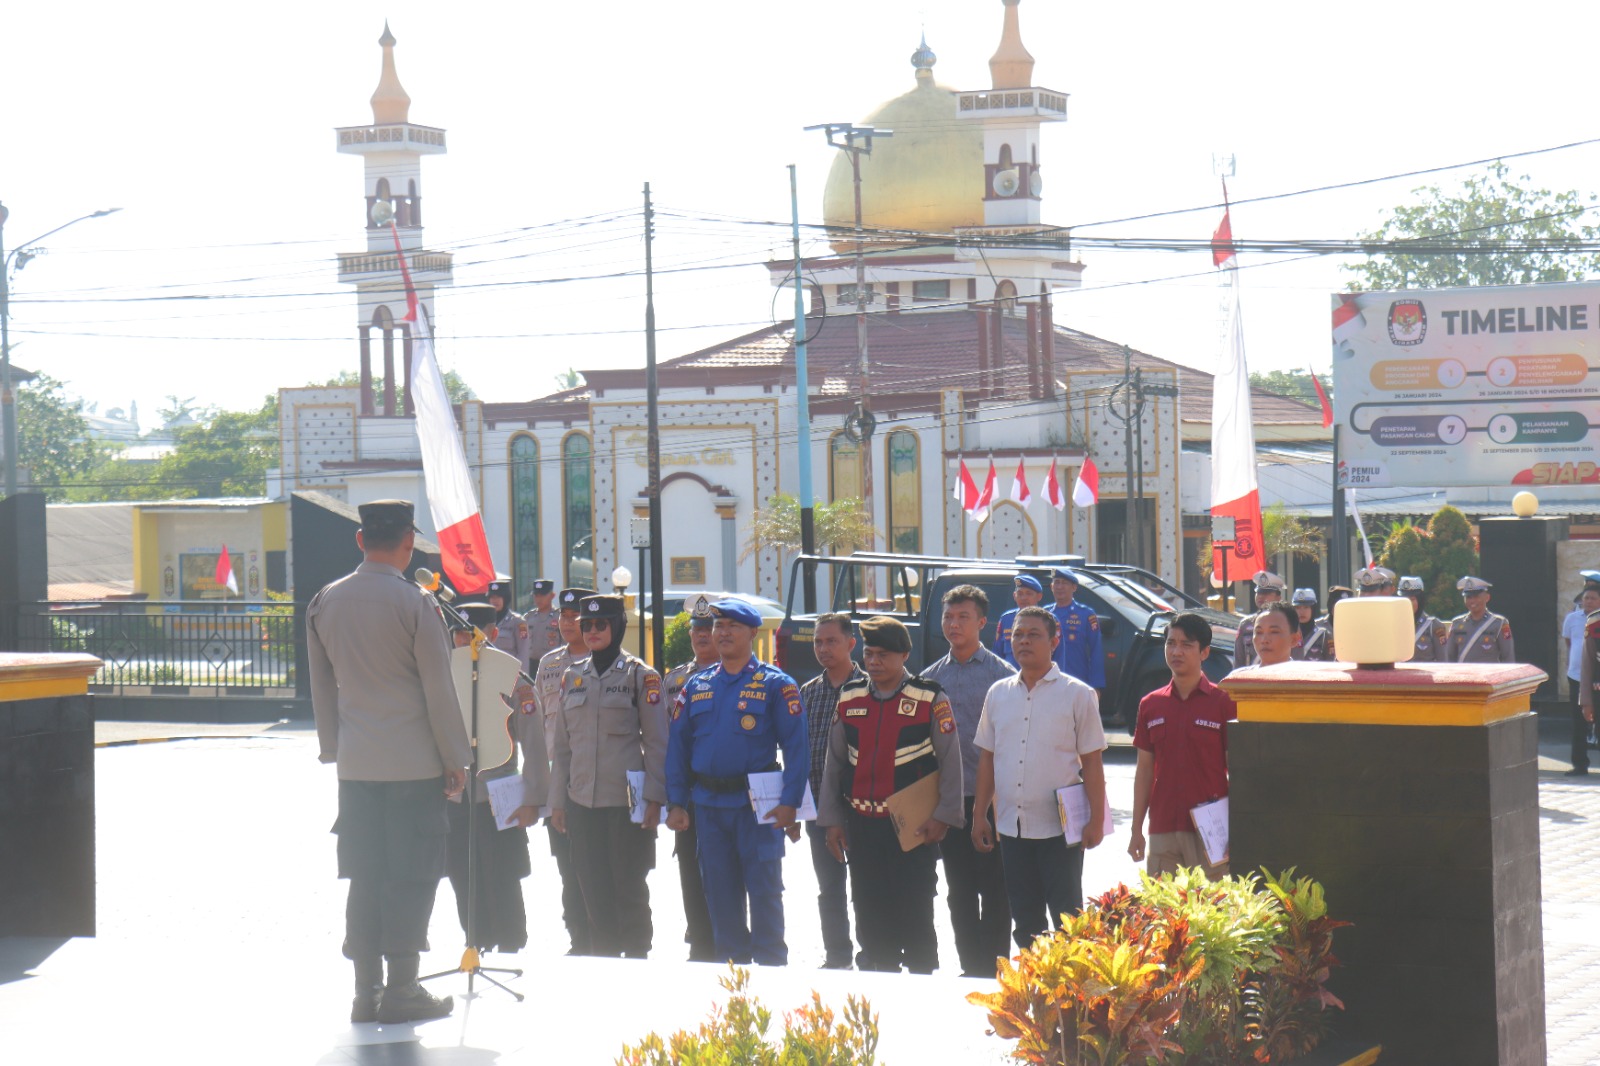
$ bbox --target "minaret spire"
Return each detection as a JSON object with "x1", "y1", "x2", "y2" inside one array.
[
  {"x1": 371, "y1": 21, "x2": 411, "y2": 125},
  {"x1": 989, "y1": 0, "x2": 1035, "y2": 90}
]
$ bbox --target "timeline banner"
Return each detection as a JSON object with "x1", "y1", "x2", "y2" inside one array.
[{"x1": 1331, "y1": 282, "x2": 1600, "y2": 488}]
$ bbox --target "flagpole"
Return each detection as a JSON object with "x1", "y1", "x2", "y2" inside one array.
[
  {"x1": 643, "y1": 184, "x2": 666, "y2": 666},
  {"x1": 790, "y1": 165, "x2": 817, "y2": 613},
  {"x1": 1331, "y1": 425, "x2": 1348, "y2": 587}
]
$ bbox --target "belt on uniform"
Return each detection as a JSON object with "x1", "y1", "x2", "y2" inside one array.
[
  {"x1": 693, "y1": 762, "x2": 781, "y2": 795},
  {"x1": 847, "y1": 796, "x2": 889, "y2": 816}
]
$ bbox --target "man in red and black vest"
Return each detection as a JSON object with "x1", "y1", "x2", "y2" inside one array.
[{"x1": 818, "y1": 616, "x2": 964, "y2": 974}]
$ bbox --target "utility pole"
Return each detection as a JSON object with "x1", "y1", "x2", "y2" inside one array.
[
  {"x1": 643, "y1": 183, "x2": 665, "y2": 666},
  {"x1": 807, "y1": 123, "x2": 891, "y2": 559},
  {"x1": 789, "y1": 165, "x2": 818, "y2": 612},
  {"x1": 1109, "y1": 346, "x2": 1177, "y2": 573}
]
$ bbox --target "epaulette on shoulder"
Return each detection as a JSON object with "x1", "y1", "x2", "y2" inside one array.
[
  {"x1": 904, "y1": 678, "x2": 943, "y2": 702},
  {"x1": 839, "y1": 676, "x2": 871, "y2": 697}
]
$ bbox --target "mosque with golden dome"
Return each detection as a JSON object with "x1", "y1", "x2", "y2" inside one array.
[{"x1": 275, "y1": 1, "x2": 1324, "y2": 615}]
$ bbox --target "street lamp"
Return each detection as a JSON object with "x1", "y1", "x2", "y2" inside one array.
[{"x1": 0, "y1": 203, "x2": 122, "y2": 495}]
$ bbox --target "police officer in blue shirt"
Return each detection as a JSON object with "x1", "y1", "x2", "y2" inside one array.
[
  {"x1": 993, "y1": 572, "x2": 1045, "y2": 667},
  {"x1": 665, "y1": 599, "x2": 808, "y2": 966},
  {"x1": 1048, "y1": 567, "x2": 1105, "y2": 691}
]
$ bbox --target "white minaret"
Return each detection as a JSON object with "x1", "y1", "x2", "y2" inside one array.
[
  {"x1": 335, "y1": 22, "x2": 452, "y2": 416},
  {"x1": 955, "y1": 0, "x2": 1067, "y2": 229}
]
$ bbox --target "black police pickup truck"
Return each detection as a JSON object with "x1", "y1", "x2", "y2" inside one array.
[{"x1": 773, "y1": 552, "x2": 1240, "y2": 727}]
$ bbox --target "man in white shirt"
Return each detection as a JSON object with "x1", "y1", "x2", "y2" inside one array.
[
  {"x1": 971, "y1": 606, "x2": 1107, "y2": 950},
  {"x1": 1564, "y1": 575, "x2": 1600, "y2": 776}
]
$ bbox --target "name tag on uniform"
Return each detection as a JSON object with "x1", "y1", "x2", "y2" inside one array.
[
  {"x1": 691, "y1": 690, "x2": 713, "y2": 702},
  {"x1": 741, "y1": 687, "x2": 767, "y2": 701},
  {"x1": 1196, "y1": 719, "x2": 1223, "y2": 731},
  {"x1": 1148, "y1": 717, "x2": 1166, "y2": 728},
  {"x1": 843, "y1": 707, "x2": 868, "y2": 717}
]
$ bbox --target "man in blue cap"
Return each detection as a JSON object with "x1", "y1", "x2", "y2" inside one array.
[
  {"x1": 1048, "y1": 568, "x2": 1105, "y2": 692},
  {"x1": 666, "y1": 598, "x2": 808, "y2": 966},
  {"x1": 660, "y1": 600, "x2": 720, "y2": 962},
  {"x1": 993, "y1": 572, "x2": 1044, "y2": 667}
]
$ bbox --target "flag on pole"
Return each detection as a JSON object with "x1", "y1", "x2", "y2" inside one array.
[
  {"x1": 1043, "y1": 456, "x2": 1065, "y2": 511},
  {"x1": 1010, "y1": 457, "x2": 1031, "y2": 506},
  {"x1": 215, "y1": 544, "x2": 239, "y2": 596},
  {"x1": 1210, "y1": 204, "x2": 1264, "y2": 578},
  {"x1": 971, "y1": 459, "x2": 997, "y2": 522},
  {"x1": 389, "y1": 226, "x2": 495, "y2": 596},
  {"x1": 1211, "y1": 208, "x2": 1236, "y2": 267},
  {"x1": 1309, "y1": 367, "x2": 1334, "y2": 429},
  {"x1": 956, "y1": 457, "x2": 980, "y2": 513},
  {"x1": 1073, "y1": 457, "x2": 1099, "y2": 508}
]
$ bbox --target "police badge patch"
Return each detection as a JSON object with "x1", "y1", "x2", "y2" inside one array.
[
  {"x1": 897, "y1": 698, "x2": 917, "y2": 717},
  {"x1": 645, "y1": 675, "x2": 661, "y2": 705}
]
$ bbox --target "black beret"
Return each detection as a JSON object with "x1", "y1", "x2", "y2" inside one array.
[
  {"x1": 457, "y1": 602, "x2": 498, "y2": 629},
  {"x1": 532, "y1": 579, "x2": 555, "y2": 594},
  {"x1": 559, "y1": 587, "x2": 596, "y2": 609},
  {"x1": 357, "y1": 499, "x2": 418, "y2": 533},
  {"x1": 486, "y1": 578, "x2": 512, "y2": 599},
  {"x1": 579, "y1": 594, "x2": 625, "y2": 619},
  {"x1": 859, "y1": 615, "x2": 911, "y2": 654}
]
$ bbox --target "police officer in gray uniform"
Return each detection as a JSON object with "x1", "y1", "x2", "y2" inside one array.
[
  {"x1": 1233, "y1": 571, "x2": 1287, "y2": 669},
  {"x1": 549, "y1": 594, "x2": 669, "y2": 958},
  {"x1": 1291, "y1": 588, "x2": 1333, "y2": 661},
  {"x1": 523, "y1": 578, "x2": 562, "y2": 665},
  {"x1": 1398, "y1": 576, "x2": 1447, "y2": 663},
  {"x1": 660, "y1": 602, "x2": 719, "y2": 961},
  {"x1": 1355, "y1": 566, "x2": 1397, "y2": 597},
  {"x1": 1446, "y1": 576, "x2": 1516, "y2": 663},
  {"x1": 486, "y1": 576, "x2": 532, "y2": 670},
  {"x1": 528, "y1": 587, "x2": 594, "y2": 955},
  {"x1": 308, "y1": 499, "x2": 470, "y2": 1024}
]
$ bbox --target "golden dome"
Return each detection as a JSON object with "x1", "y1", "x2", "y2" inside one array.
[
  {"x1": 371, "y1": 22, "x2": 411, "y2": 125},
  {"x1": 821, "y1": 47, "x2": 983, "y2": 252}
]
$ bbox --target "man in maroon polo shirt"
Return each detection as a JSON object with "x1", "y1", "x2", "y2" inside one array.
[{"x1": 1128, "y1": 612, "x2": 1236, "y2": 880}]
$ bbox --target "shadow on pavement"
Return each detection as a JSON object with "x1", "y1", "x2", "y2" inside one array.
[
  {"x1": 318, "y1": 1039, "x2": 503, "y2": 1065},
  {"x1": 0, "y1": 937, "x2": 68, "y2": 986}
]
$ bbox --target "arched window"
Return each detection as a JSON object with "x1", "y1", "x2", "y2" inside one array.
[
  {"x1": 995, "y1": 279, "x2": 1018, "y2": 313},
  {"x1": 509, "y1": 434, "x2": 540, "y2": 608},
  {"x1": 829, "y1": 431, "x2": 864, "y2": 555},
  {"x1": 562, "y1": 432, "x2": 593, "y2": 588},
  {"x1": 885, "y1": 430, "x2": 921, "y2": 555}
]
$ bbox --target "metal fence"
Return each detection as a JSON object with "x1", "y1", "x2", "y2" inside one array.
[{"x1": 10, "y1": 601, "x2": 300, "y2": 695}]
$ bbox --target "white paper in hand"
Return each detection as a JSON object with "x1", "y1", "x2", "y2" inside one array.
[
  {"x1": 748, "y1": 772, "x2": 817, "y2": 824},
  {"x1": 485, "y1": 774, "x2": 542, "y2": 830},
  {"x1": 1056, "y1": 783, "x2": 1114, "y2": 846},
  {"x1": 1190, "y1": 796, "x2": 1230, "y2": 866},
  {"x1": 627, "y1": 769, "x2": 652, "y2": 824}
]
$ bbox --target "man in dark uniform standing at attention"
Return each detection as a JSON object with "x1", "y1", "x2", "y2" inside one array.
[
  {"x1": 522, "y1": 578, "x2": 561, "y2": 665},
  {"x1": 308, "y1": 500, "x2": 470, "y2": 1025}
]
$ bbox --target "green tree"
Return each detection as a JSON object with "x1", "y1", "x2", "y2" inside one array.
[
  {"x1": 1376, "y1": 505, "x2": 1478, "y2": 618},
  {"x1": 16, "y1": 374, "x2": 108, "y2": 499},
  {"x1": 1345, "y1": 162, "x2": 1600, "y2": 290},
  {"x1": 741, "y1": 494, "x2": 879, "y2": 560},
  {"x1": 1249, "y1": 368, "x2": 1331, "y2": 407},
  {"x1": 554, "y1": 367, "x2": 585, "y2": 391},
  {"x1": 150, "y1": 398, "x2": 279, "y2": 498}
]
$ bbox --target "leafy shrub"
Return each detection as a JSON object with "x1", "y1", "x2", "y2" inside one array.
[
  {"x1": 969, "y1": 867, "x2": 1348, "y2": 1065},
  {"x1": 661, "y1": 611, "x2": 692, "y2": 671},
  {"x1": 618, "y1": 965, "x2": 880, "y2": 1066}
]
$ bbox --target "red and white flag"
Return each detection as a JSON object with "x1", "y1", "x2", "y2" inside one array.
[
  {"x1": 1309, "y1": 366, "x2": 1334, "y2": 429},
  {"x1": 956, "y1": 457, "x2": 980, "y2": 512},
  {"x1": 971, "y1": 458, "x2": 997, "y2": 522},
  {"x1": 1210, "y1": 206, "x2": 1264, "y2": 577},
  {"x1": 215, "y1": 544, "x2": 239, "y2": 596},
  {"x1": 1073, "y1": 457, "x2": 1099, "y2": 508},
  {"x1": 1010, "y1": 457, "x2": 1031, "y2": 506},
  {"x1": 1043, "y1": 457, "x2": 1065, "y2": 511},
  {"x1": 389, "y1": 225, "x2": 495, "y2": 596},
  {"x1": 1211, "y1": 208, "x2": 1236, "y2": 268}
]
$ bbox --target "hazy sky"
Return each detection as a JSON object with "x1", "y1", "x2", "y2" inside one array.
[{"x1": 5, "y1": 0, "x2": 1599, "y2": 426}]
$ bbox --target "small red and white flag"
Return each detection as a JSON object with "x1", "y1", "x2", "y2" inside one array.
[
  {"x1": 389, "y1": 225, "x2": 495, "y2": 596},
  {"x1": 215, "y1": 544, "x2": 239, "y2": 596},
  {"x1": 1211, "y1": 208, "x2": 1236, "y2": 268},
  {"x1": 1072, "y1": 458, "x2": 1099, "y2": 508},
  {"x1": 1332, "y1": 292, "x2": 1366, "y2": 351},
  {"x1": 1043, "y1": 457, "x2": 1065, "y2": 511},
  {"x1": 971, "y1": 458, "x2": 997, "y2": 522},
  {"x1": 956, "y1": 457, "x2": 980, "y2": 512},
  {"x1": 1309, "y1": 367, "x2": 1334, "y2": 429},
  {"x1": 1010, "y1": 457, "x2": 1031, "y2": 506}
]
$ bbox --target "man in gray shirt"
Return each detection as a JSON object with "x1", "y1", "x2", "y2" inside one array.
[
  {"x1": 921, "y1": 584, "x2": 1015, "y2": 978},
  {"x1": 308, "y1": 500, "x2": 470, "y2": 1025}
]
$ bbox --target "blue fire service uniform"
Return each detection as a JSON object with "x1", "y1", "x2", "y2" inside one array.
[
  {"x1": 1052, "y1": 600, "x2": 1105, "y2": 688},
  {"x1": 993, "y1": 606, "x2": 1019, "y2": 667},
  {"x1": 667, "y1": 655, "x2": 808, "y2": 966}
]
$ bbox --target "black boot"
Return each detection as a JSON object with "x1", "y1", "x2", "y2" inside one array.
[
  {"x1": 351, "y1": 957, "x2": 384, "y2": 1023},
  {"x1": 377, "y1": 953, "x2": 453, "y2": 1024}
]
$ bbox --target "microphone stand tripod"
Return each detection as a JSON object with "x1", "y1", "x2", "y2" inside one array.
[{"x1": 418, "y1": 586, "x2": 524, "y2": 1002}]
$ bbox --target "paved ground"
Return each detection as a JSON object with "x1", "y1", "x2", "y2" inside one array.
[{"x1": 0, "y1": 717, "x2": 1595, "y2": 1063}]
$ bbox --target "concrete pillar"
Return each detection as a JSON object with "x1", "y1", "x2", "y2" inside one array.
[{"x1": 716, "y1": 499, "x2": 738, "y2": 590}]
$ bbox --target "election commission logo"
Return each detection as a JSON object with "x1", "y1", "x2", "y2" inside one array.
[{"x1": 1388, "y1": 299, "x2": 1426, "y2": 346}]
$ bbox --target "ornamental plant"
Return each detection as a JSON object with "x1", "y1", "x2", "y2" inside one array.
[
  {"x1": 968, "y1": 867, "x2": 1348, "y2": 1066},
  {"x1": 617, "y1": 965, "x2": 880, "y2": 1066}
]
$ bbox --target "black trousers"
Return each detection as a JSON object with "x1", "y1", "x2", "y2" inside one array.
[
  {"x1": 547, "y1": 822, "x2": 592, "y2": 953},
  {"x1": 845, "y1": 811, "x2": 939, "y2": 974},
  {"x1": 334, "y1": 778, "x2": 447, "y2": 960},
  {"x1": 566, "y1": 801, "x2": 654, "y2": 958},
  {"x1": 1572, "y1": 685, "x2": 1591, "y2": 772},
  {"x1": 806, "y1": 821, "x2": 856, "y2": 966},
  {"x1": 445, "y1": 798, "x2": 531, "y2": 952},
  {"x1": 998, "y1": 833, "x2": 1085, "y2": 950},
  {"x1": 674, "y1": 819, "x2": 716, "y2": 960},
  {"x1": 940, "y1": 794, "x2": 1012, "y2": 975}
]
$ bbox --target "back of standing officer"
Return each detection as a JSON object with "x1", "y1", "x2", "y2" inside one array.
[
  {"x1": 307, "y1": 499, "x2": 470, "y2": 1025},
  {"x1": 1446, "y1": 576, "x2": 1515, "y2": 663},
  {"x1": 666, "y1": 599, "x2": 808, "y2": 967}
]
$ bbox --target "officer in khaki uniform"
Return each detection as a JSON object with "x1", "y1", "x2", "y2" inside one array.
[
  {"x1": 308, "y1": 499, "x2": 470, "y2": 1025},
  {"x1": 486, "y1": 576, "x2": 532, "y2": 671},
  {"x1": 1398, "y1": 576, "x2": 1448, "y2": 663},
  {"x1": 1233, "y1": 571, "x2": 1286, "y2": 669},
  {"x1": 524, "y1": 586, "x2": 594, "y2": 955},
  {"x1": 1355, "y1": 565, "x2": 1397, "y2": 597},
  {"x1": 1446, "y1": 576, "x2": 1515, "y2": 663},
  {"x1": 1291, "y1": 588, "x2": 1333, "y2": 661},
  {"x1": 549, "y1": 594, "x2": 668, "y2": 958},
  {"x1": 523, "y1": 578, "x2": 562, "y2": 665},
  {"x1": 659, "y1": 602, "x2": 719, "y2": 961}
]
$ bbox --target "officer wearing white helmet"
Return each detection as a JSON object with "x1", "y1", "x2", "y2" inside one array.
[
  {"x1": 1445, "y1": 577, "x2": 1515, "y2": 663},
  {"x1": 1233, "y1": 571, "x2": 1287, "y2": 669},
  {"x1": 1354, "y1": 566, "x2": 1398, "y2": 597},
  {"x1": 1397, "y1": 576, "x2": 1448, "y2": 663},
  {"x1": 1291, "y1": 588, "x2": 1334, "y2": 662}
]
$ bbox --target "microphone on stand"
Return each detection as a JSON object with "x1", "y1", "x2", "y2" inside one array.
[{"x1": 415, "y1": 567, "x2": 456, "y2": 603}]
